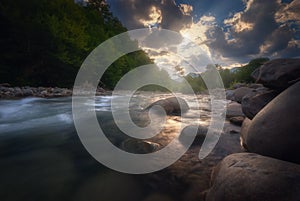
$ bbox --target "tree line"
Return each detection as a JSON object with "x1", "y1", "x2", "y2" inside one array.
[{"x1": 0, "y1": 0, "x2": 153, "y2": 88}]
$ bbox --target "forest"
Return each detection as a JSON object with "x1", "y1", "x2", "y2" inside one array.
[
  {"x1": 0, "y1": 0, "x2": 266, "y2": 90},
  {"x1": 0, "y1": 0, "x2": 154, "y2": 88}
]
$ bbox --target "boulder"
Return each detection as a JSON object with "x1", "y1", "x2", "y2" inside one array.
[
  {"x1": 241, "y1": 90, "x2": 278, "y2": 119},
  {"x1": 145, "y1": 97, "x2": 189, "y2": 115},
  {"x1": 206, "y1": 153, "x2": 300, "y2": 201},
  {"x1": 239, "y1": 117, "x2": 252, "y2": 150},
  {"x1": 252, "y1": 58, "x2": 300, "y2": 90},
  {"x1": 120, "y1": 139, "x2": 160, "y2": 154},
  {"x1": 225, "y1": 90, "x2": 235, "y2": 101},
  {"x1": 245, "y1": 81, "x2": 300, "y2": 164},
  {"x1": 229, "y1": 116, "x2": 244, "y2": 126},
  {"x1": 226, "y1": 102, "x2": 244, "y2": 118},
  {"x1": 232, "y1": 87, "x2": 254, "y2": 103}
]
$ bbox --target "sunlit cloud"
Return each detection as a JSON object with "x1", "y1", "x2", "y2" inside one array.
[
  {"x1": 107, "y1": 0, "x2": 300, "y2": 72},
  {"x1": 275, "y1": 0, "x2": 300, "y2": 23},
  {"x1": 139, "y1": 6, "x2": 162, "y2": 28},
  {"x1": 224, "y1": 12, "x2": 254, "y2": 33},
  {"x1": 179, "y1": 4, "x2": 193, "y2": 15}
]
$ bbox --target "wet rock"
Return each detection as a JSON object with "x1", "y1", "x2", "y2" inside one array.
[
  {"x1": 145, "y1": 97, "x2": 189, "y2": 116},
  {"x1": 241, "y1": 90, "x2": 278, "y2": 119},
  {"x1": 229, "y1": 116, "x2": 244, "y2": 126},
  {"x1": 245, "y1": 81, "x2": 300, "y2": 164},
  {"x1": 179, "y1": 125, "x2": 208, "y2": 147},
  {"x1": 120, "y1": 138, "x2": 160, "y2": 154},
  {"x1": 252, "y1": 58, "x2": 300, "y2": 90},
  {"x1": 206, "y1": 153, "x2": 300, "y2": 201}
]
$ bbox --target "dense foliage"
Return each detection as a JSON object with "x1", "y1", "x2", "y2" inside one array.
[
  {"x1": 183, "y1": 58, "x2": 269, "y2": 92},
  {"x1": 0, "y1": 0, "x2": 153, "y2": 88}
]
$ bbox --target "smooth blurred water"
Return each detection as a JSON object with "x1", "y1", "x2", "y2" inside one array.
[{"x1": 0, "y1": 92, "x2": 220, "y2": 201}]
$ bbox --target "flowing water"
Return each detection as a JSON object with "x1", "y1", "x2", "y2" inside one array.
[{"x1": 0, "y1": 92, "x2": 237, "y2": 201}]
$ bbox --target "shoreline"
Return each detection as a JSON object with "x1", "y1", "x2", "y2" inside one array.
[{"x1": 0, "y1": 84, "x2": 112, "y2": 99}]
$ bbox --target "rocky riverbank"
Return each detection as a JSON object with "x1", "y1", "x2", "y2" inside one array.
[
  {"x1": 0, "y1": 83, "x2": 111, "y2": 98},
  {"x1": 206, "y1": 58, "x2": 300, "y2": 201}
]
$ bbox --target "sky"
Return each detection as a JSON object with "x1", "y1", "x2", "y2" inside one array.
[{"x1": 106, "y1": 0, "x2": 300, "y2": 74}]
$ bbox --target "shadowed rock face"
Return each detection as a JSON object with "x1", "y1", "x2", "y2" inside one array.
[
  {"x1": 241, "y1": 90, "x2": 278, "y2": 119},
  {"x1": 145, "y1": 97, "x2": 189, "y2": 116},
  {"x1": 231, "y1": 87, "x2": 254, "y2": 103},
  {"x1": 244, "y1": 81, "x2": 300, "y2": 164},
  {"x1": 252, "y1": 58, "x2": 300, "y2": 91},
  {"x1": 206, "y1": 153, "x2": 300, "y2": 201}
]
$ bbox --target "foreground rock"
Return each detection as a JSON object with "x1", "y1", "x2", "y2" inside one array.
[
  {"x1": 145, "y1": 97, "x2": 189, "y2": 115},
  {"x1": 252, "y1": 58, "x2": 300, "y2": 91},
  {"x1": 241, "y1": 89, "x2": 278, "y2": 119},
  {"x1": 244, "y1": 81, "x2": 300, "y2": 164},
  {"x1": 206, "y1": 153, "x2": 300, "y2": 201}
]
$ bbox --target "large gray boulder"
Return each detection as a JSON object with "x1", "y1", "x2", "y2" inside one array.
[
  {"x1": 241, "y1": 89, "x2": 278, "y2": 119},
  {"x1": 145, "y1": 97, "x2": 189, "y2": 116},
  {"x1": 252, "y1": 58, "x2": 300, "y2": 90},
  {"x1": 244, "y1": 81, "x2": 300, "y2": 164},
  {"x1": 206, "y1": 153, "x2": 300, "y2": 201},
  {"x1": 232, "y1": 87, "x2": 254, "y2": 103}
]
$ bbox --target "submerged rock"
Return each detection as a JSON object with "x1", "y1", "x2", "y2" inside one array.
[
  {"x1": 145, "y1": 97, "x2": 189, "y2": 116},
  {"x1": 206, "y1": 153, "x2": 300, "y2": 201},
  {"x1": 120, "y1": 138, "x2": 160, "y2": 154},
  {"x1": 179, "y1": 125, "x2": 208, "y2": 147}
]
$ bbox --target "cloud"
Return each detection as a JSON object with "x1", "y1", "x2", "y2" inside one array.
[
  {"x1": 106, "y1": 0, "x2": 193, "y2": 31},
  {"x1": 205, "y1": 0, "x2": 299, "y2": 63},
  {"x1": 107, "y1": 0, "x2": 300, "y2": 69},
  {"x1": 275, "y1": 0, "x2": 300, "y2": 23}
]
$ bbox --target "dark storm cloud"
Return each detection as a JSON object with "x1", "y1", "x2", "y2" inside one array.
[
  {"x1": 208, "y1": 0, "x2": 279, "y2": 57},
  {"x1": 106, "y1": 0, "x2": 193, "y2": 31},
  {"x1": 206, "y1": 0, "x2": 300, "y2": 61}
]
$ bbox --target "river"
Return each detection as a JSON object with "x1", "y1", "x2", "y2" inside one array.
[{"x1": 0, "y1": 92, "x2": 241, "y2": 201}]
